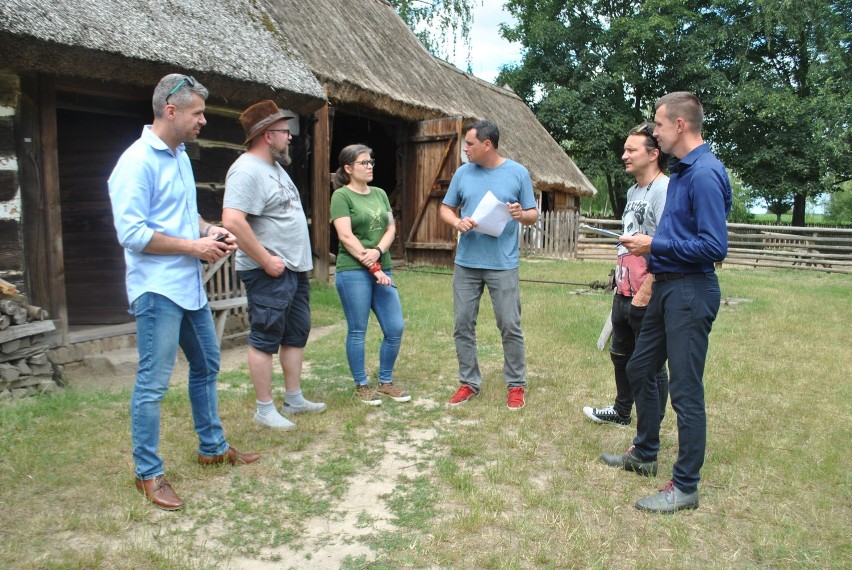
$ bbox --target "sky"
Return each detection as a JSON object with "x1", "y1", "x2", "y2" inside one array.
[{"x1": 446, "y1": 0, "x2": 522, "y2": 83}]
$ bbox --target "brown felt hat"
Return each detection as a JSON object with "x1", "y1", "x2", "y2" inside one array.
[{"x1": 239, "y1": 100, "x2": 295, "y2": 145}]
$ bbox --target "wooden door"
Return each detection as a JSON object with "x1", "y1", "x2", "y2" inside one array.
[
  {"x1": 57, "y1": 107, "x2": 143, "y2": 325},
  {"x1": 403, "y1": 116, "x2": 462, "y2": 266}
]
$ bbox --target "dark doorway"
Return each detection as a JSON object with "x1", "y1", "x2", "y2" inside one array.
[
  {"x1": 54, "y1": 89, "x2": 246, "y2": 329},
  {"x1": 56, "y1": 97, "x2": 149, "y2": 326},
  {"x1": 327, "y1": 111, "x2": 401, "y2": 257}
]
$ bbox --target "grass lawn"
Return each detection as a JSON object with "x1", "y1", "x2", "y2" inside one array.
[{"x1": 0, "y1": 259, "x2": 849, "y2": 569}]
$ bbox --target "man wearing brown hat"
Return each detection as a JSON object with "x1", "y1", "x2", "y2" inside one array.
[{"x1": 222, "y1": 100, "x2": 325, "y2": 430}]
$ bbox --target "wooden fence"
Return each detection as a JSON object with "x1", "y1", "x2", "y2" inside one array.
[
  {"x1": 529, "y1": 216, "x2": 852, "y2": 274},
  {"x1": 575, "y1": 217, "x2": 623, "y2": 261},
  {"x1": 520, "y1": 209, "x2": 580, "y2": 259},
  {"x1": 724, "y1": 223, "x2": 852, "y2": 274},
  {"x1": 202, "y1": 254, "x2": 248, "y2": 343}
]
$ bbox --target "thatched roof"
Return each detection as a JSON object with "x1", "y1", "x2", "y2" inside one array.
[
  {"x1": 260, "y1": 0, "x2": 596, "y2": 196},
  {"x1": 0, "y1": 0, "x2": 325, "y2": 112}
]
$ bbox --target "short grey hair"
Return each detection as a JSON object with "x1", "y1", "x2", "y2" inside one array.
[{"x1": 152, "y1": 74, "x2": 209, "y2": 118}]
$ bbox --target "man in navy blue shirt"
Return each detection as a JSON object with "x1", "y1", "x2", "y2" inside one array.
[{"x1": 601, "y1": 92, "x2": 731, "y2": 513}]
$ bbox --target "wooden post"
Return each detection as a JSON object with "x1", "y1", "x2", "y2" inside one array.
[
  {"x1": 19, "y1": 76, "x2": 68, "y2": 343},
  {"x1": 311, "y1": 103, "x2": 331, "y2": 283}
]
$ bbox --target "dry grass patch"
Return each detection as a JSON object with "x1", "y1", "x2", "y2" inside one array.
[{"x1": 0, "y1": 263, "x2": 849, "y2": 569}]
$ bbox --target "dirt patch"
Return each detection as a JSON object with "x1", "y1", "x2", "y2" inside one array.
[
  {"x1": 59, "y1": 322, "x2": 437, "y2": 567},
  {"x1": 226, "y1": 427, "x2": 437, "y2": 569}
]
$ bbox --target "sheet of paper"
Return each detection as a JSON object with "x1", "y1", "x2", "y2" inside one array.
[
  {"x1": 580, "y1": 224, "x2": 622, "y2": 239},
  {"x1": 471, "y1": 191, "x2": 512, "y2": 237}
]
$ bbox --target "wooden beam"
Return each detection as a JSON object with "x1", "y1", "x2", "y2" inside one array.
[
  {"x1": 19, "y1": 76, "x2": 68, "y2": 343},
  {"x1": 311, "y1": 103, "x2": 331, "y2": 283},
  {"x1": 0, "y1": 320, "x2": 55, "y2": 344},
  {"x1": 404, "y1": 242, "x2": 456, "y2": 251},
  {"x1": 39, "y1": 77, "x2": 68, "y2": 342},
  {"x1": 408, "y1": 132, "x2": 458, "y2": 143}
]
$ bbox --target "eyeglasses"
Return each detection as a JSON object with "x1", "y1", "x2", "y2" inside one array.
[
  {"x1": 266, "y1": 129, "x2": 291, "y2": 136},
  {"x1": 352, "y1": 159, "x2": 376, "y2": 167},
  {"x1": 165, "y1": 76, "x2": 196, "y2": 104}
]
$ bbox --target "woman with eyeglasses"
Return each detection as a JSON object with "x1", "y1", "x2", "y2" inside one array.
[{"x1": 330, "y1": 144, "x2": 410, "y2": 406}]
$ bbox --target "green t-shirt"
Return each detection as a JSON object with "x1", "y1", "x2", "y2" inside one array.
[{"x1": 330, "y1": 186, "x2": 393, "y2": 272}]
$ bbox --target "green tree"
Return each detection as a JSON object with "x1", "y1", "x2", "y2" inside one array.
[
  {"x1": 497, "y1": 0, "x2": 851, "y2": 224},
  {"x1": 729, "y1": 172, "x2": 757, "y2": 223},
  {"x1": 706, "y1": 0, "x2": 852, "y2": 227},
  {"x1": 497, "y1": 0, "x2": 716, "y2": 217},
  {"x1": 826, "y1": 182, "x2": 852, "y2": 223},
  {"x1": 389, "y1": 0, "x2": 480, "y2": 62}
]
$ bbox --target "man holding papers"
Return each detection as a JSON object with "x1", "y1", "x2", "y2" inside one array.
[
  {"x1": 440, "y1": 120, "x2": 539, "y2": 410},
  {"x1": 583, "y1": 122, "x2": 670, "y2": 427},
  {"x1": 603, "y1": 93, "x2": 731, "y2": 513}
]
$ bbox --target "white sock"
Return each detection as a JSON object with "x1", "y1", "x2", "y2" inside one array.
[{"x1": 285, "y1": 389, "x2": 307, "y2": 406}]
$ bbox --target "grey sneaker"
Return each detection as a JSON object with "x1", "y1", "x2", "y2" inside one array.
[
  {"x1": 600, "y1": 445, "x2": 657, "y2": 477},
  {"x1": 253, "y1": 410, "x2": 297, "y2": 431},
  {"x1": 355, "y1": 384, "x2": 382, "y2": 406},
  {"x1": 635, "y1": 480, "x2": 699, "y2": 513},
  {"x1": 583, "y1": 405, "x2": 631, "y2": 426},
  {"x1": 281, "y1": 400, "x2": 327, "y2": 415},
  {"x1": 376, "y1": 382, "x2": 411, "y2": 402}
]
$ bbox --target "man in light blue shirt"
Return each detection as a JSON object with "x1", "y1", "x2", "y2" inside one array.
[
  {"x1": 440, "y1": 120, "x2": 539, "y2": 410},
  {"x1": 108, "y1": 73, "x2": 260, "y2": 511}
]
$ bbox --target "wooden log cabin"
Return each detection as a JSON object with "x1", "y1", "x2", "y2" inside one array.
[
  {"x1": 1, "y1": 0, "x2": 596, "y2": 357},
  {"x1": 263, "y1": 0, "x2": 597, "y2": 266},
  {"x1": 0, "y1": 0, "x2": 325, "y2": 348}
]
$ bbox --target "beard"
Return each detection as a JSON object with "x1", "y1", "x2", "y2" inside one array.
[{"x1": 272, "y1": 146, "x2": 292, "y2": 166}]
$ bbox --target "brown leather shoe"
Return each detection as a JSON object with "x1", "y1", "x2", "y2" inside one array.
[
  {"x1": 135, "y1": 475, "x2": 185, "y2": 511},
  {"x1": 197, "y1": 446, "x2": 261, "y2": 466}
]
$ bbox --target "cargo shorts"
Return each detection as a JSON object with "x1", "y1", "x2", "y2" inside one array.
[{"x1": 237, "y1": 267, "x2": 311, "y2": 353}]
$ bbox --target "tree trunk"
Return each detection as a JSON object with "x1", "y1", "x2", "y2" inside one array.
[
  {"x1": 605, "y1": 173, "x2": 615, "y2": 218},
  {"x1": 792, "y1": 193, "x2": 806, "y2": 226}
]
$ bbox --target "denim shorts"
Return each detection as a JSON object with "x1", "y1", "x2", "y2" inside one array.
[{"x1": 238, "y1": 268, "x2": 311, "y2": 353}]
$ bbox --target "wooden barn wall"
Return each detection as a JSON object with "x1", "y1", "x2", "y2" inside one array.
[
  {"x1": 4, "y1": 74, "x2": 281, "y2": 331},
  {"x1": 0, "y1": 71, "x2": 23, "y2": 290},
  {"x1": 54, "y1": 93, "x2": 146, "y2": 324},
  {"x1": 51, "y1": 83, "x2": 250, "y2": 326}
]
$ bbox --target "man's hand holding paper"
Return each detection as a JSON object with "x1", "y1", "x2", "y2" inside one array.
[
  {"x1": 470, "y1": 191, "x2": 512, "y2": 237},
  {"x1": 619, "y1": 233, "x2": 653, "y2": 256}
]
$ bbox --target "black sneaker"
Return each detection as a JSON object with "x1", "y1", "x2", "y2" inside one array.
[{"x1": 583, "y1": 405, "x2": 631, "y2": 426}]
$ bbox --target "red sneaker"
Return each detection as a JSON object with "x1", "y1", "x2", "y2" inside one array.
[
  {"x1": 448, "y1": 385, "x2": 476, "y2": 406},
  {"x1": 507, "y1": 387, "x2": 526, "y2": 410}
]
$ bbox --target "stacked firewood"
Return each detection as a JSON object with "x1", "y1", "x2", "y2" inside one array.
[{"x1": 0, "y1": 281, "x2": 62, "y2": 399}]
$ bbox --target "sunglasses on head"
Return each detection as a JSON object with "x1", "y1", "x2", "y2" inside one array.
[
  {"x1": 630, "y1": 123, "x2": 658, "y2": 147},
  {"x1": 165, "y1": 76, "x2": 196, "y2": 104}
]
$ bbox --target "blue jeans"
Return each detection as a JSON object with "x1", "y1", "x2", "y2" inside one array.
[
  {"x1": 130, "y1": 292, "x2": 228, "y2": 480},
  {"x1": 627, "y1": 273, "x2": 721, "y2": 493},
  {"x1": 452, "y1": 265, "x2": 526, "y2": 390},
  {"x1": 334, "y1": 269, "x2": 404, "y2": 386}
]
